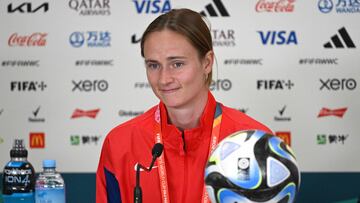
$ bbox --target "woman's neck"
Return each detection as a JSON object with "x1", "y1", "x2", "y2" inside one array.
[
  {"x1": 167, "y1": 91, "x2": 208, "y2": 130},
  {"x1": 166, "y1": 91, "x2": 208, "y2": 131}
]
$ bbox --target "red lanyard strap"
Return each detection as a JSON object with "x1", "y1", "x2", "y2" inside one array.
[{"x1": 154, "y1": 103, "x2": 223, "y2": 203}]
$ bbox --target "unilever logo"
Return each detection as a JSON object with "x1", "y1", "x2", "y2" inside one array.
[{"x1": 69, "y1": 31, "x2": 111, "y2": 48}]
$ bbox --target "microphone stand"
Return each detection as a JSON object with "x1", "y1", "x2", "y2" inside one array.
[
  {"x1": 134, "y1": 143, "x2": 163, "y2": 203},
  {"x1": 134, "y1": 163, "x2": 144, "y2": 203}
]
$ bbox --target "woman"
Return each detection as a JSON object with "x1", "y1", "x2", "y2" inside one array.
[{"x1": 96, "y1": 8, "x2": 271, "y2": 203}]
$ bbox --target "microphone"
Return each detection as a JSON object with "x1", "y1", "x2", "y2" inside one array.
[{"x1": 134, "y1": 143, "x2": 164, "y2": 203}]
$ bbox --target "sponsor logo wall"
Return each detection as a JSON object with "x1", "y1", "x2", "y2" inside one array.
[{"x1": 0, "y1": 0, "x2": 359, "y2": 173}]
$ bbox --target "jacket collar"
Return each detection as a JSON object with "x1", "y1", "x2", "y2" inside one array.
[{"x1": 159, "y1": 91, "x2": 217, "y2": 154}]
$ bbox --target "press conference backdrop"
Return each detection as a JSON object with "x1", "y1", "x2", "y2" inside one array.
[{"x1": 0, "y1": 0, "x2": 359, "y2": 202}]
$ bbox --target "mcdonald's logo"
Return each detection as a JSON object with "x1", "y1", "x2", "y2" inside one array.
[
  {"x1": 30, "y1": 132, "x2": 45, "y2": 148},
  {"x1": 275, "y1": 131, "x2": 291, "y2": 146}
]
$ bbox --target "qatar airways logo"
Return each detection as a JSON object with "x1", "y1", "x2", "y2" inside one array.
[
  {"x1": 256, "y1": 0, "x2": 295, "y2": 12},
  {"x1": 69, "y1": 0, "x2": 111, "y2": 16},
  {"x1": 211, "y1": 29, "x2": 236, "y2": 47},
  {"x1": 8, "y1": 33, "x2": 47, "y2": 47},
  {"x1": 318, "y1": 107, "x2": 347, "y2": 118}
]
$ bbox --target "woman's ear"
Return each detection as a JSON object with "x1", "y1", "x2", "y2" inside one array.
[{"x1": 202, "y1": 50, "x2": 214, "y2": 75}]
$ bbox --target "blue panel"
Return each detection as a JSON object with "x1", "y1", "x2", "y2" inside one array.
[
  {"x1": 104, "y1": 167, "x2": 122, "y2": 203},
  {"x1": 2, "y1": 173, "x2": 360, "y2": 202}
]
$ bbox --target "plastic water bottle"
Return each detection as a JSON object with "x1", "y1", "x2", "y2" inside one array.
[
  {"x1": 2, "y1": 139, "x2": 35, "y2": 203},
  {"x1": 35, "y1": 160, "x2": 65, "y2": 203}
]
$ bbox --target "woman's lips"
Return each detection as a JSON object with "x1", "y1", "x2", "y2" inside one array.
[{"x1": 160, "y1": 87, "x2": 180, "y2": 94}]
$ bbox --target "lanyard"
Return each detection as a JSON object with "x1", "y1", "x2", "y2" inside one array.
[{"x1": 154, "y1": 103, "x2": 223, "y2": 203}]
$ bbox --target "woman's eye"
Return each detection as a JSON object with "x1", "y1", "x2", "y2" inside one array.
[
  {"x1": 173, "y1": 62, "x2": 184, "y2": 68},
  {"x1": 147, "y1": 63, "x2": 159, "y2": 70}
]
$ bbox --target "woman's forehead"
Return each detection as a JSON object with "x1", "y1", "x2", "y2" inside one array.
[{"x1": 143, "y1": 30, "x2": 198, "y2": 59}]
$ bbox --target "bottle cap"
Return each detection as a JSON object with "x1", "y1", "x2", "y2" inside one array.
[
  {"x1": 10, "y1": 139, "x2": 28, "y2": 158},
  {"x1": 43, "y1": 159, "x2": 56, "y2": 168}
]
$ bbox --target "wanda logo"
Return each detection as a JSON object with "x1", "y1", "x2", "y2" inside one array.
[{"x1": 8, "y1": 33, "x2": 47, "y2": 47}]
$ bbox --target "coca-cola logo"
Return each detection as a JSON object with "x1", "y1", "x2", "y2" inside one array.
[
  {"x1": 8, "y1": 33, "x2": 47, "y2": 47},
  {"x1": 256, "y1": 0, "x2": 295, "y2": 12}
]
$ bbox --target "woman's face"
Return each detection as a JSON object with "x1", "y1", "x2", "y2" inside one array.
[{"x1": 143, "y1": 29, "x2": 213, "y2": 109}]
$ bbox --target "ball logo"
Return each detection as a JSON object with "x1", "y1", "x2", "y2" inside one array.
[
  {"x1": 8, "y1": 33, "x2": 47, "y2": 47},
  {"x1": 257, "y1": 80, "x2": 294, "y2": 90},
  {"x1": 255, "y1": 0, "x2": 295, "y2": 12},
  {"x1": 237, "y1": 157, "x2": 250, "y2": 180},
  {"x1": 320, "y1": 78, "x2": 356, "y2": 90},
  {"x1": 133, "y1": 0, "x2": 171, "y2": 14},
  {"x1": 210, "y1": 79, "x2": 232, "y2": 91},
  {"x1": 72, "y1": 80, "x2": 109, "y2": 92},
  {"x1": 10, "y1": 81, "x2": 47, "y2": 91},
  {"x1": 258, "y1": 30, "x2": 298, "y2": 45}
]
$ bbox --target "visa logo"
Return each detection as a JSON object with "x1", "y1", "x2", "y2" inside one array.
[
  {"x1": 258, "y1": 30, "x2": 298, "y2": 45},
  {"x1": 134, "y1": 0, "x2": 171, "y2": 14}
]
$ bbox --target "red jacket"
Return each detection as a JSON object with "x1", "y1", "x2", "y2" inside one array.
[{"x1": 96, "y1": 92, "x2": 271, "y2": 203}]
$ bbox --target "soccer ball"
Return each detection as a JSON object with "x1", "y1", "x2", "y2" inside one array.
[{"x1": 204, "y1": 130, "x2": 300, "y2": 203}]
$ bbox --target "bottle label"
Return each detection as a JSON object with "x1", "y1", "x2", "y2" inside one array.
[
  {"x1": 2, "y1": 162, "x2": 35, "y2": 195},
  {"x1": 2, "y1": 192, "x2": 35, "y2": 203},
  {"x1": 35, "y1": 188, "x2": 65, "y2": 203}
]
